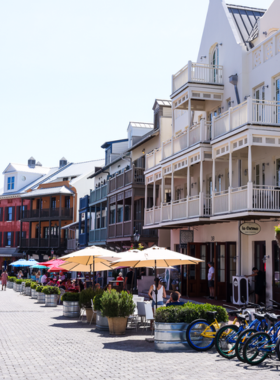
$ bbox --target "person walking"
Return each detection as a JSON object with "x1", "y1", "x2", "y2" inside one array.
[
  {"x1": 245, "y1": 267, "x2": 265, "y2": 304},
  {"x1": 148, "y1": 277, "x2": 166, "y2": 309},
  {"x1": 1, "y1": 270, "x2": 8, "y2": 291},
  {"x1": 124, "y1": 268, "x2": 134, "y2": 292},
  {"x1": 208, "y1": 262, "x2": 215, "y2": 299}
]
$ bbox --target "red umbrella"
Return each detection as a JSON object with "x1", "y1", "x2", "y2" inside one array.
[
  {"x1": 39, "y1": 259, "x2": 65, "y2": 267},
  {"x1": 47, "y1": 265, "x2": 67, "y2": 272}
]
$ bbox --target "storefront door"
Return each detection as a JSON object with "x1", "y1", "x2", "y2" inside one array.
[
  {"x1": 273, "y1": 242, "x2": 280, "y2": 303},
  {"x1": 254, "y1": 241, "x2": 266, "y2": 303},
  {"x1": 214, "y1": 242, "x2": 236, "y2": 301}
]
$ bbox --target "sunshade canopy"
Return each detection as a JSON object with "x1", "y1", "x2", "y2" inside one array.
[
  {"x1": 10, "y1": 258, "x2": 39, "y2": 267},
  {"x1": 60, "y1": 246, "x2": 121, "y2": 266},
  {"x1": 39, "y1": 259, "x2": 65, "y2": 267},
  {"x1": 30, "y1": 264, "x2": 48, "y2": 269},
  {"x1": 47, "y1": 265, "x2": 67, "y2": 272},
  {"x1": 58, "y1": 261, "x2": 112, "y2": 272},
  {"x1": 110, "y1": 246, "x2": 204, "y2": 268}
]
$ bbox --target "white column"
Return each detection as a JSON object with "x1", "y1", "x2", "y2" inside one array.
[
  {"x1": 200, "y1": 160, "x2": 203, "y2": 193},
  {"x1": 248, "y1": 144, "x2": 253, "y2": 209},
  {"x1": 199, "y1": 160, "x2": 203, "y2": 216},
  {"x1": 153, "y1": 179, "x2": 156, "y2": 223},
  {"x1": 212, "y1": 156, "x2": 216, "y2": 214},
  {"x1": 187, "y1": 98, "x2": 191, "y2": 147},
  {"x1": 248, "y1": 145, "x2": 252, "y2": 182},
  {"x1": 161, "y1": 176, "x2": 165, "y2": 204},
  {"x1": 187, "y1": 165, "x2": 190, "y2": 218},
  {"x1": 229, "y1": 151, "x2": 232, "y2": 188}
]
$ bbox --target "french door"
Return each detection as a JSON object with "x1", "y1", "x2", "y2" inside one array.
[
  {"x1": 273, "y1": 242, "x2": 280, "y2": 303},
  {"x1": 254, "y1": 241, "x2": 266, "y2": 303}
]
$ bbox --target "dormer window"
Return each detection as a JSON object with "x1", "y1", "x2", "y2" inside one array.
[{"x1": 7, "y1": 177, "x2": 15, "y2": 190}]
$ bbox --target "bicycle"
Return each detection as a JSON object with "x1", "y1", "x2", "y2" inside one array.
[
  {"x1": 243, "y1": 311, "x2": 280, "y2": 365},
  {"x1": 215, "y1": 301, "x2": 263, "y2": 359}
]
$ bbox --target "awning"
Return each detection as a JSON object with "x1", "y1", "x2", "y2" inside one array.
[
  {"x1": 0, "y1": 248, "x2": 23, "y2": 258},
  {"x1": 61, "y1": 221, "x2": 79, "y2": 230}
]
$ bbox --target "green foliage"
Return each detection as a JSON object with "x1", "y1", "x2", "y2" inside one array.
[
  {"x1": 155, "y1": 302, "x2": 229, "y2": 324},
  {"x1": 79, "y1": 288, "x2": 98, "y2": 309},
  {"x1": 275, "y1": 225, "x2": 280, "y2": 233},
  {"x1": 36, "y1": 285, "x2": 43, "y2": 293},
  {"x1": 101, "y1": 290, "x2": 135, "y2": 318},
  {"x1": 24, "y1": 281, "x2": 32, "y2": 287},
  {"x1": 62, "y1": 292, "x2": 80, "y2": 302},
  {"x1": 15, "y1": 279, "x2": 24, "y2": 284},
  {"x1": 8, "y1": 276, "x2": 17, "y2": 282},
  {"x1": 31, "y1": 282, "x2": 38, "y2": 290},
  {"x1": 42, "y1": 286, "x2": 61, "y2": 295},
  {"x1": 93, "y1": 290, "x2": 104, "y2": 311}
]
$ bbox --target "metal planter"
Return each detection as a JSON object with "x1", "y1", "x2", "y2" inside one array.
[
  {"x1": 13, "y1": 282, "x2": 16, "y2": 291},
  {"x1": 15, "y1": 284, "x2": 22, "y2": 292},
  {"x1": 96, "y1": 310, "x2": 109, "y2": 330},
  {"x1": 45, "y1": 294, "x2": 58, "y2": 307},
  {"x1": 31, "y1": 289, "x2": 37, "y2": 299},
  {"x1": 154, "y1": 322, "x2": 191, "y2": 351},
  {"x1": 21, "y1": 283, "x2": 26, "y2": 294},
  {"x1": 7, "y1": 281, "x2": 13, "y2": 289},
  {"x1": 37, "y1": 292, "x2": 45, "y2": 303},
  {"x1": 63, "y1": 301, "x2": 80, "y2": 318},
  {"x1": 24, "y1": 287, "x2": 31, "y2": 296}
]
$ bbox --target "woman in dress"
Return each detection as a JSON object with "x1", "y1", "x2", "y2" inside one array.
[{"x1": 1, "y1": 270, "x2": 8, "y2": 291}]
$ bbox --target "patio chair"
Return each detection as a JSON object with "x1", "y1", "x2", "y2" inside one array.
[
  {"x1": 137, "y1": 301, "x2": 147, "y2": 329},
  {"x1": 144, "y1": 302, "x2": 155, "y2": 335},
  {"x1": 132, "y1": 296, "x2": 144, "y2": 303},
  {"x1": 127, "y1": 302, "x2": 139, "y2": 330},
  {"x1": 80, "y1": 307, "x2": 86, "y2": 323}
]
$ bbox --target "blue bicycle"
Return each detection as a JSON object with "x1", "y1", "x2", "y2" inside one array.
[{"x1": 243, "y1": 311, "x2": 280, "y2": 365}]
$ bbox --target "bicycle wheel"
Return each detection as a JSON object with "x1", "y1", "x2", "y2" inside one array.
[
  {"x1": 243, "y1": 332, "x2": 270, "y2": 366},
  {"x1": 215, "y1": 324, "x2": 239, "y2": 359},
  {"x1": 235, "y1": 328, "x2": 257, "y2": 362},
  {"x1": 187, "y1": 319, "x2": 216, "y2": 351},
  {"x1": 275, "y1": 336, "x2": 280, "y2": 361}
]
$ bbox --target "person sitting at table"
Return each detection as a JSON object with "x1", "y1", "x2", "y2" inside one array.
[
  {"x1": 36, "y1": 271, "x2": 41, "y2": 283},
  {"x1": 65, "y1": 279, "x2": 72, "y2": 290},
  {"x1": 17, "y1": 270, "x2": 23, "y2": 279},
  {"x1": 59, "y1": 271, "x2": 66, "y2": 282},
  {"x1": 41, "y1": 272, "x2": 48, "y2": 285},
  {"x1": 116, "y1": 272, "x2": 123, "y2": 286},
  {"x1": 95, "y1": 283, "x2": 100, "y2": 289},
  {"x1": 105, "y1": 284, "x2": 112, "y2": 293},
  {"x1": 166, "y1": 292, "x2": 185, "y2": 307}
]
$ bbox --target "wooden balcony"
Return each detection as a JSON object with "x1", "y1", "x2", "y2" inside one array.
[
  {"x1": 108, "y1": 167, "x2": 144, "y2": 194},
  {"x1": 89, "y1": 228, "x2": 107, "y2": 244},
  {"x1": 172, "y1": 61, "x2": 223, "y2": 94},
  {"x1": 89, "y1": 183, "x2": 108, "y2": 205},
  {"x1": 21, "y1": 207, "x2": 73, "y2": 220},
  {"x1": 21, "y1": 238, "x2": 67, "y2": 249}
]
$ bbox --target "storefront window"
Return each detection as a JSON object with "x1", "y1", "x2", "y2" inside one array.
[
  {"x1": 229, "y1": 244, "x2": 236, "y2": 284},
  {"x1": 217, "y1": 244, "x2": 225, "y2": 282},
  {"x1": 274, "y1": 244, "x2": 280, "y2": 288},
  {"x1": 109, "y1": 204, "x2": 116, "y2": 225}
]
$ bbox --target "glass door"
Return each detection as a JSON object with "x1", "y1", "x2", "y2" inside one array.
[
  {"x1": 216, "y1": 243, "x2": 226, "y2": 300},
  {"x1": 255, "y1": 86, "x2": 265, "y2": 122}
]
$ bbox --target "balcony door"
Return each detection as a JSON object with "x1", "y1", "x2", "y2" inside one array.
[
  {"x1": 210, "y1": 44, "x2": 219, "y2": 83},
  {"x1": 254, "y1": 86, "x2": 265, "y2": 122}
]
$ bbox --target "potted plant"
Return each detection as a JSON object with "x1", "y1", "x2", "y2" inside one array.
[
  {"x1": 15, "y1": 279, "x2": 23, "y2": 292},
  {"x1": 7, "y1": 276, "x2": 16, "y2": 289},
  {"x1": 101, "y1": 290, "x2": 135, "y2": 335},
  {"x1": 79, "y1": 288, "x2": 96, "y2": 324},
  {"x1": 154, "y1": 302, "x2": 228, "y2": 351},
  {"x1": 275, "y1": 225, "x2": 280, "y2": 248},
  {"x1": 42, "y1": 286, "x2": 60, "y2": 307},
  {"x1": 36, "y1": 285, "x2": 45, "y2": 303},
  {"x1": 62, "y1": 292, "x2": 80, "y2": 318},
  {"x1": 93, "y1": 290, "x2": 109, "y2": 330},
  {"x1": 30, "y1": 282, "x2": 38, "y2": 299},
  {"x1": 24, "y1": 280, "x2": 32, "y2": 296}
]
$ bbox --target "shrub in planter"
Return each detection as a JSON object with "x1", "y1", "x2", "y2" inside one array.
[
  {"x1": 101, "y1": 290, "x2": 135, "y2": 334},
  {"x1": 155, "y1": 302, "x2": 228, "y2": 324},
  {"x1": 8, "y1": 276, "x2": 17, "y2": 282},
  {"x1": 31, "y1": 282, "x2": 38, "y2": 290},
  {"x1": 15, "y1": 279, "x2": 23, "y2": 284},
  {"x1": 25, "y1": 281, "x2": 32, "y2": 288},
  {"x1": 79, "y1": 288, "x2": 98, "y2": 323},
  {"x1": 36, "y1": 285, "x2": 43, "y2": 293},
  {"x1": 93, "y1": 290, "x2": 104, "y2": 312},
  {"x1": 42, "y1": 286, "x2": 61, "y2": 295},
  {"x1": 62, "y1": 292, "x2": 80, "y2": 302}
]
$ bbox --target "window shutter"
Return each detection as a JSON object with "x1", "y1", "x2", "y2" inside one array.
[
  {"x1": 12, "y1": 207, "x2": 15, "y2": 221},
  {"x1": 5, "y1": 208, "x2": 8, "y2": 221},
  {"x1": 15, "y1": 232, "x2": 20, "y2": 247},
  {"x1": 0, "y1": 207, "x2": 3, "y2": 221},
  {"x1": 16, "y1": 206, "x2": 20, "y2": 220},
  {"x1": 0, "y1": 232, "x2": 2, "y2": 247},
  {"x1": 11, "y1": 232, "x2": 14, "y2": 247},
  {"x1": 3, "y1": 232, "x2": 7, "y2": 246}
]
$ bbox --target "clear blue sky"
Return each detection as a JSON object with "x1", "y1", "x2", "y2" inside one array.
[{"x1": 0, "y1": 0, "x2": 273, "y2": 169}]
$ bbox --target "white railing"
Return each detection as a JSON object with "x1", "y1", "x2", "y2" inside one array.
[
  {"x1": 146, "y1": 148, "x2": 162, "y2": 170},
  {"x1": 174, "y1": 131, "x2": 188, "y2": 154},
  {"x1": 154, "y1": 206, "x2": 161, "y2": 223},
  {"x1": 188, "y1": 195, "x2": 200, "y2": 217},
  {"x1": 162, "y1": 139, "x2": 172, "y2": 160},
  {"x1": 172, "y1": 198, "x2": 187, "y2": 220},
  {"x1": 145, "y1": 208, "x2": 154, "y2": 225},
  {"x1": 172, "y1": 61, "x2": 223, "y2": 93},
  {"x1": 213, "y1": 190, "x2": 229, "y2": 214},
  {"x1": 174, "y1": 110, "x2": 188, "y2": 134},
  {"x1": 231, "y1": 186, "x2": 248, "y2": 211},
  {"x1": 212, "y1": 98, "x2": 280, "y2": 140},
  {"x1": 155, "y1": 148, "x2": 162, "y2": 165},
  {"x1": 253, "y1": 185, "x2": 280, "y2": 210},
  {"x1": 162, "y1": 203, "x2": 171, "y2": 221},
  {"x1": 204, "y1": 196, "x2": 212, "y2": 216},
  {"x1": 189, "y1": 123, "x2": 200, "y2": 146}
]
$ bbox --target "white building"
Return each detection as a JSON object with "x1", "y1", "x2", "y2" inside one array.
[{"x1": 144, "y1": 0, "x2": 280, "y2": 303}]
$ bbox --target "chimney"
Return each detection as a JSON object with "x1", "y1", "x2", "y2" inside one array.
[
  {"x1": 59, "y1": 157, "x2": 68, "y2": 168},
  {"x1": 28, "y1": 157, "x2": 36, "y2": 168}
]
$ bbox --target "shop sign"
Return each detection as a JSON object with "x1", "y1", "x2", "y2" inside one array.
[{"x1": 240, "y1": 222, "x2": 261, "y2": 236}]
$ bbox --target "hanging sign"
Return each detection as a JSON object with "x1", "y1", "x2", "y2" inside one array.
[{"x1": 240, "y1": 222, "x2": 261, "y2": 236}]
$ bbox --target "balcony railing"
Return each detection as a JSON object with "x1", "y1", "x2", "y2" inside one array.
[
  {"x1": 79, "y1": 233, "x2": 88, "y2": 246},
  {"x1": 172, "y1": 61, "x2": 223, "y2": 93},
  {"x1": 79, "y1": 196, "x2": 88, "y2": 210},
  {"x1": 108, "y1": 167, "x2": 144, "y2": 194},
  {"x1": 108, "y1": 221, "x2": 132, "y2": 239},
  {"x1": 212, "y1": 98, "x2": 280, "y2": 140},
  {"x1": 90, "y1": 183, "x2": 108, "y2": 205},
  {"x1": 89, "y1": 228, "x2": 107, "y2": 244},
  {"x1": 21, "y1": 208, "x2": 73, "y2": 219},
  {"x1": 20, "y1": 238, "x2": 67, "y2": 248}
]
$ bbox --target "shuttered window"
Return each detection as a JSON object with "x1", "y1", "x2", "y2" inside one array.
[{"x1": 0, "y1": 232, "x2": 2, "y2": 247}]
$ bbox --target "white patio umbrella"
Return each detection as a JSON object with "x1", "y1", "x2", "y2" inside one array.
[
  {"x1": 110, "y1": 246, "x2": 203, "y2": 308},
  {"x1": 58, "y1": 261, "x2": 113, "y2": 273}
]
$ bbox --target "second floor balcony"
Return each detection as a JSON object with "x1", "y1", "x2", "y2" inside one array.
[
  {"x1": 21, "y1": 237, "x2": 67, "y2": 249},
  {"x1": 89, "y1": 183, "x2": 108, "y2": 205},
  {"x1": 108, "y1": 167, "x2": 145, "y2": 194},
  {"x1": 172, "y1": 61, "x2": 223, "y2": 95},
  {"x1": 21, "y1": 207, "x2": 73, "y2": 220},
  {"x1": 89, "y1": 227, "x2": 107, "y2": 244}
]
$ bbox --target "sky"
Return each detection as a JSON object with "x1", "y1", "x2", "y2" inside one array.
[{"x1": 0, "y1": 0, "x2": 273, "y2": 170}]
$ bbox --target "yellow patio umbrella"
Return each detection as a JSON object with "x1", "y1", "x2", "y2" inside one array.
[{"x1": 58, "y1": 261, "x2": 112, "y2": 272}]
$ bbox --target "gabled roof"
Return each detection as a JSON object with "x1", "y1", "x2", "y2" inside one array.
[
  {"x1": 152, "y1": 99, "x2": 172, "y2": 110},
  {"x1": 226, "y1": 4, "x2": 266, "y2": 46},
  {"x1": 21, "y1": 186, "x2": 74, "y2": 198},
  {"x1": 2, "y1": 163, "x2": 50, "y2": 175},
  {"x1": 101, "y1": 139, "x2": 128, "y2": 149}
]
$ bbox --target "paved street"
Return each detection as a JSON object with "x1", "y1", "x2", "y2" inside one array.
[{"x1": 1, "y1": 290, "x2": 280, "y2": 380}]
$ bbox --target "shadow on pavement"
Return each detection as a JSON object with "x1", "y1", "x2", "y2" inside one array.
[{"x1": 102, "y1": 339, "x2": 155, "y2": 352}]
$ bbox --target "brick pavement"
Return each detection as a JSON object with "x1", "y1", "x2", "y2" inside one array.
[{"x1": 1, "y1": 289, "x2": 280, "y2": 380}]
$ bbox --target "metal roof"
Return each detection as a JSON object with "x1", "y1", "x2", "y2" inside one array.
[
  {"x1": 21, "y1": 186, "x2": 74, "y2": 198},
  {"x1": 101, "y1": 139, "x2": 128, "y2": 149},
  {"x1": 152, "y1": 99, "x2": 172, "y2": 110},
  {"x1": 2, "y1": 163, "x2": 50, "y2": 175},
  {"x1": 129, "y1": 122, "x2": 154, "y2": 129},
  {"x1": 227, "y1": 4, "x2": 266, "y2": 45}
]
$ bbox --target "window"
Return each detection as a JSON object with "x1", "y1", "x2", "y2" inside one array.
[
  {"x1": 36, "y1": 199, "x2": 43, "y2": 209},
  {"x1": 62, "y1": 177, "x2": 68, "y2": 181},
  {"x1": 7, "y1": 177, "x2": 15, "y2": 190},
  {"x1": 210, "y1": 44, "x2": 219, "y2": 83},
  {"x1": 51, "y1": 197, "x2": 56, "y2": 209},
  {"x1": 7, "y1": 207, "x2": 13, "y2": 221},
  {"x1": 65, "y1": 196, "x2": 70, "y2": 209},
  {"x1": 43, "y1": 227, "x2": 49, "y2": 239},
  {"x1": 7, "y1": 232, "x2": 12, "y2": 246},
  {"x1": 117, "y1": 203, "x2": 123, "y2": 223},
  {"x1": 276, "y1": 159, "x2": 280, "y2": 187},
  {"x1": 109, "y1": 204, "x2": 116, "y2": 225},
  {"x1": 226, "y1": 98, "x2": 231, "y2": 110},
  {"x1": 256, "y1": 164, "x2": 260, "y2": 185}
]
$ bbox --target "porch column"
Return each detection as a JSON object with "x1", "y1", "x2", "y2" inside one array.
[
  {"x1": 20, "y1": 198, "x2": 23, "y2": 248},
  {"x1": 48, "y1": 220, "x2": 51, "y2": 248},
  {"x1": 153, "y1": 179, "x2": 156, "y2": 224},
  {"x1": 229, "y1": 150, "x2": 233, "y2": 212},
  {"x1": 171, "y1": 171, "x2": 174, "y2": 220},
  {"x1": 187, "y1": 98, "x2": 191, "y2": 147},
  {"x1": 59, "y1": 194, "x2": 62, "y2": 217},
  {"x1": 248, "y1": 144, "x2": 252, "y2": 182},
  {"x1": 212, "y1": 156, "x2": 216, "y2": 214},
  {"x1": 199, "y1": 160, "x2": 203, "y2": 216},
  {"x1": 247, "y1": 145, "x2": 253, "y2": 209},
  {"x1": 187, "y1": 165, "x2": 190, "y2": 218},
  {"x1": 38, "y1": 221, "x2": 41, "y2": 248}
]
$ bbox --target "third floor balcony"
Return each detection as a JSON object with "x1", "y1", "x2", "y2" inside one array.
[
  {"x1": 89, "y1": 183, "x2": 108, "y2": 205},
  {"x1": 172, "y1": 61, "x2": 223, "y2": 95},
  {"x1": 108, "y1": 167, "x2": 145, "y2": 194}
]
